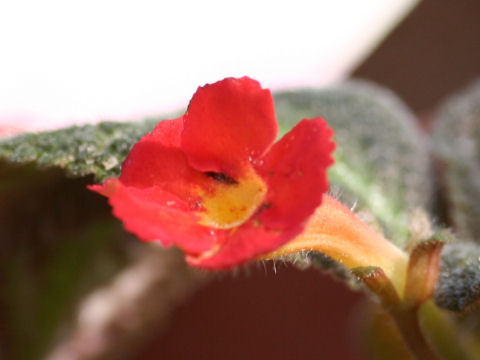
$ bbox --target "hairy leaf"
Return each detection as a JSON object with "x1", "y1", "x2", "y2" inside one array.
[
  {"x1": 0, "y1": 119, "x2": 159, "y2": 182},
  {"x1": 435, "y1": 243, "x2": 480, "y2": 312},
  {"x1": 274, "y1": 81, "x2": 430, "y2": 247},
  {"x1": 433, "y1": 79, "x2": 480, "y2": 242}
]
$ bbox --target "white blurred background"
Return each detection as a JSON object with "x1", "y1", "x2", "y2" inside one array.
[{"x1": 0, "y1": 0, "x2": 418, "y2": 131}]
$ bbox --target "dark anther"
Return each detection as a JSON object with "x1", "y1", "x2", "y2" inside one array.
[
  {"x1": 257, "y1": 203, "x2": 272, "y2": 214},
  {"x1": 205, "y1": 171, "x2": 238, "y2": 185}
]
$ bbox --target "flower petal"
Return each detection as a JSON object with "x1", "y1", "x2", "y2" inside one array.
[
  {"x1": 145, "y1": 116, "x2": 184, "y2": 147},
  {"x1": 89, "y1": 179, "x2": 215, "y2": 254},
  {"x1": 89, "y1": 78, "x2": 338, "y2": 271},
  {"x1": 119, "y1": 117, "x2": 184, "y2": 188},
  {"x1": 119, "y1": 118, "x2": 217, "y2": 203},
  {"x1": 186, "y1": 219, "x2": 302, "y2": 269},
  {"x1": 181, "y1": 77, "x2": 277, "y2": 177},
  {"x1": 255, "y1": 118, "x2": 335, "y2": 230}
]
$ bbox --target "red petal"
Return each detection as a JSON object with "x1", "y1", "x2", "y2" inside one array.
[
  {"x1": 119, "y1": 117, "x2": 217, "y2": 203},
  {"x1": 89, "y1": 179, "x2": 215, "y2": 254},
  {"x1": 144, "y1": 116, "x2": 184, "y2": 147},
  {"x1": 255, "y1": 118, "x2": 335, "y2": 230},
  {"x1": 120, "y1": 117, "x2": 184, "y2": 189},
  {"x1": 89, "y1": 79, "x2": 336, "y2": 270},
  {"x1": 181, "y1": 77, "x2": 277, "y2": 177},
  {"x1": 186, "y1": 219, "x2": 302, "y2": 269}
]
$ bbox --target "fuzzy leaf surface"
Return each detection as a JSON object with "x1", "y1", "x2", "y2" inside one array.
[
  {"x1": 275, "y1": 81, "x2": 430, "y2": 247},
  {"x1": 435, "y1": 243, "x2": 480, "y2": 312},
  {"x1": 433, "y1": 80, "x2": 480, "y2": 242},
  {"x1": 0, "y1": 119, "x2": 160, "y2": 181}
]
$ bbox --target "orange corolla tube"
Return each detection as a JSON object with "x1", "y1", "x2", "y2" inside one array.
[{"x1": 265, "y1": 194, "x2": 409, "y2": 295}]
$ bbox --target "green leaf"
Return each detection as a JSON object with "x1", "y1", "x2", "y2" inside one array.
[
  {"x1": 0, "y1": 119, "x2": 160, "y2": 182},
  {"x1": 283, "y1": 252, "x2": 360, "y2": 290},
  {"x1": 274, "y1": 81, "x2": 431, "y2": 247},
  {"x1": 433, "y1": 79, "x2": 480, "y2": 242},
  {"x1": 435, "y1": 243, "x2": 480, "y2": 312}
]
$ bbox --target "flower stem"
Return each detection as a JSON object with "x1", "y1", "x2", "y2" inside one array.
[
  {"x1": 390, "y1": 305, "x2": 440, "y2": 360},
  {"x1": 419, "y1": 301, "x2": 474, "y2": 360}
]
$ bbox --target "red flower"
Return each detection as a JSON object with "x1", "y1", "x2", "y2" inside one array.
[{"x1": 89, "y1": 77, "x2": 335, "y2": 269}]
